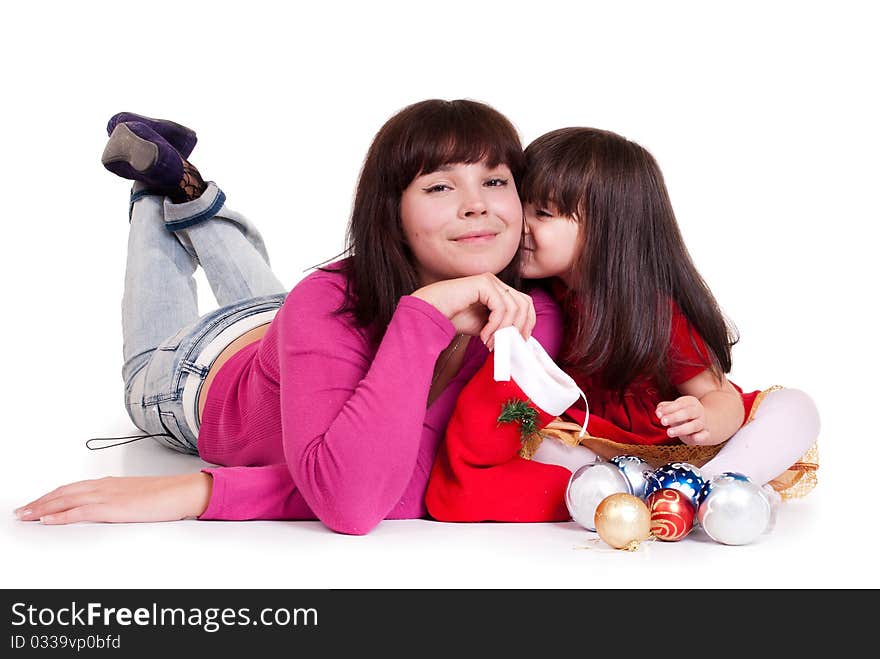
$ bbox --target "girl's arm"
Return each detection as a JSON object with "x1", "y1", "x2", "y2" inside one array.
[{"x1": 656, "y1": 370, "x2": 745, "y2": 446}]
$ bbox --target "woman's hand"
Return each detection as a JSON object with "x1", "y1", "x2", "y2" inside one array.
[
  {"x1": 14, "y1": 473, "x2": 213, "y2": 524},
  {"x1": 411, "y1": 273, "x2": 536, "y2": 349}
]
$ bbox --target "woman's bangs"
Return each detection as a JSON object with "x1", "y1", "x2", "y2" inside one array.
[{"x1": 410, "y1": 115, "x2": 522, "y2": 179}]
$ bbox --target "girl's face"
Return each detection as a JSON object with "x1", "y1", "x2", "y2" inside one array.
[
  {"x1": 400, "y1": 161, "x2": 523, "y2": 285},
  {"x1": 521, "y1": 202, "x2": 581, "y2": 283}
]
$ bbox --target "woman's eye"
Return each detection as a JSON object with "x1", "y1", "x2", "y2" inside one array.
[
  {"x1": 536, "y1": 209, "x2": 552, "y2": 218},
  {"x1": 485, "y1": 178, "x2": 508, "y2": 187},
  {"x1": 423, "y1": 184, "x2": 451, "y2": 193}
]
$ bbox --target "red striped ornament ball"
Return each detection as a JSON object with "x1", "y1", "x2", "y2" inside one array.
[{"x1": 646, "y1": 488, "x2": 695, "y2": 541}]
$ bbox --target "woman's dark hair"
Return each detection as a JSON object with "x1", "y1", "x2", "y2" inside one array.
[
  {"x1": 521, "y1": 127, "x2": 737, "y2": 397},
  {"x1": 334, "y1": 99, "x2": 525, "y2": 342}
]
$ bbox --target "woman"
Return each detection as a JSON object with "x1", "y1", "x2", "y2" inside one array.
[{"x1": 15, "y1": 99, "x2": 563, "y2": 534}]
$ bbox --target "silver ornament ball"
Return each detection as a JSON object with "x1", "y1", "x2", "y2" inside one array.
[
  {"x1": 697, "y1": 478, "x2": 772, "y2": 545},
  {"x1": 609, "y1": 455, "x2": 653, "y2": 499},
  {"x1": 565, "y1": 461, "x2": 631, "y2": 531},
  {"x1": 697, "y1": 471, "x2": 752, "y2": 507}
]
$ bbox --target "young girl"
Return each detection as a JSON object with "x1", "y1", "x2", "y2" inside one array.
[
  {"x1": 15, "y1": 100, "x2": 564, "y2": 534},
  {"x1": 426, "y1": 127, "x2": 820, "y2": 522}
]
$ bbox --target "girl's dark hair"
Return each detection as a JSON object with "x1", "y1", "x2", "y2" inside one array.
[
  {"x1": 521, "y1": 127, "x2": 737, "y2": 397},
  {"x1": 333, "y1": 99, "x2": 524, "y2": 342}
]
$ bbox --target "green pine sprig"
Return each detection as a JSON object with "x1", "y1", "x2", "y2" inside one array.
[{"x1": 497, "y1": 399, "x2": 540, "y2": 442}]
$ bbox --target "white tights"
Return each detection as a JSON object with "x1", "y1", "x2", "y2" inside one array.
[{"x1": 533, "y1": 388, "x2": 820, "y2": 486}]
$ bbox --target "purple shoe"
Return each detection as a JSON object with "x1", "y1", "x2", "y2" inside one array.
[
  {"x1": 106, "y1": 112, "x2": 197, "y2": 159},
  {"x1": 101, "y1": 121, "x2": 184, "y2": 192}
]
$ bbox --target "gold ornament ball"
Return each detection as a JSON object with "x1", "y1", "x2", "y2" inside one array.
[{"x1": 594, "y1": 493, "x2": 652, "y2": 550}]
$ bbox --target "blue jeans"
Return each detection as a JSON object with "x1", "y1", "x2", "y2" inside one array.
[{"x1": 122, "y1": 182, "x2": 287, "y2": 454}]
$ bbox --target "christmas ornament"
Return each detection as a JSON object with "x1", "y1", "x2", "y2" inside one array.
[
  {"x1": 646, "y1": 489, "x2": 695, "y2": 541},
  {"x1": 644, "y1": 462, "x2": 705, "y2": 509},
  {"x1": 565, "y1": 461, "x2": 630, "y2": 531},
  {"x1": 594, "y1": 493, "x2": 652, "y2": 550},
  {"x1": 696, "y1": 471, "x2": 752, "y2": 507},
  {"x1": 697, "y1": 477, "x2": 772, "y2": 545},
  {"x1": 609, "y1": 455, "x2": 652, "y2": 499}
]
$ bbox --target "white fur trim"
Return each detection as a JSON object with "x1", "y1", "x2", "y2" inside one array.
[{"x1": 492, "y1": 326, "x2": 583, "y2": 416}]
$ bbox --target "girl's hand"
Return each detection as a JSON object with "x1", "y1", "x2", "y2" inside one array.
[
  {"x1": 656, "y1": 396, "x2": 711, "y2": 445},
  {"x1": 411, "y1": 273, "x2": 536, "y2": 349},
  {"x1": 14, "y1": 473, "x2": 213, "y2": 524}
]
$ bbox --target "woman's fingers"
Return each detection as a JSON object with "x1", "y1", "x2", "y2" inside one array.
[
  {"x1": 481, "y1": 277, "x2": 536, "y2": 349},
  {"x1": 412, "y1": 273, "x2": 537, "y2": 347},
  {"x1": 16, "y1": 483, "x2": 108, "y2": 521},
  {"x1": 17, "y1": 490, "x2": 105, "y2": 521},
  {"x1": 480, "y1": 287, "x2": 509, "y2": 347},
  {"x1": 509, "y1": 288, "x2": 534, "y2": 340},
  {"x1": 16, "y1": 474, "x2": 211, "y2": 525},
  {"x1": 39, "y1": 504, "x2": 105, "y2": 525},
  {"x1": 16, "y1": 479, "x2": 104, "y2": 518}
]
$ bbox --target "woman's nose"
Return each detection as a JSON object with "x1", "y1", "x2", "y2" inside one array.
[{"x1": 459, "y1": 191, "x2": 488, "y2": 219}]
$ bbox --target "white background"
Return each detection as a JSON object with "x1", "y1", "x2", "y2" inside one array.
[{"x1": 1, "y1": 0, "x2": 877, "y2": 588}]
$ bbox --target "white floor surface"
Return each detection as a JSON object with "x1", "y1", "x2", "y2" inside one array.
[{"x1": 1, "y1": 418, "x2": 870, "y2": 589}]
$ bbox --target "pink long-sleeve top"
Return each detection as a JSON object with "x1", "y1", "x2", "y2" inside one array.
[{"x1": 196, "y1": 263, "x2": 562, "y2": 535}]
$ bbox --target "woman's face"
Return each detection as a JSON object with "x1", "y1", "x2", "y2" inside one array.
[
  {"x1": 521, "y1": 202, "x2": 581, "y2": 283},
  {"x1": 400, "y1": 161, "x2": 523, "y2": 286}
]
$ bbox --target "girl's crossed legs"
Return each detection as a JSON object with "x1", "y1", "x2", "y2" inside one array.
[{"x1": 532, "y1": 388, "x2": 820, "y2": 489}]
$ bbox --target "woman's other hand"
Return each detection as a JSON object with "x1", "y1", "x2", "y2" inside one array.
[
  {"x1": 14, "y1": 473, "x2": 212, "y2": 524},
  {"x1": 412, "y1": 273, "x2": 536, "y2": 349}
]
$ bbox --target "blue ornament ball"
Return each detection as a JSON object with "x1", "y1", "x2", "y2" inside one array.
[
  {"x1": 697, "y1": 471, "x2": 752, "y2": 507},
  {"x1": 609, "y1": 455, "x2": 653, "y2": 499},
  {"x1": 644, "y1": 462, "x2": 705, "y2": 509}
]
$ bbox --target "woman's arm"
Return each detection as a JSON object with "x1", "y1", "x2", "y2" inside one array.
[
  {"x1": 16, "y1": 292, "x2": 454, "y2": 530},
  {"x1": 202, "y1": 280, "x2": 560, "y2": 528},
  {"x1": 15, "y1": 473, "x2": 213, "y2": 524},
  {"x1": 274, "y1": 272, "x2": 542, "y2": 533},
  {"x1": 274, "y1": 280, "x2": 456, "y2": 534},
  {"x1": 16, "y1": 273, "x2": 539, "y2": 531}
]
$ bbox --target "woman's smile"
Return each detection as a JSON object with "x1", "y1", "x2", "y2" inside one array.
[{"x1": 452, "y1": 229, "x2": 500, "y2": 244}]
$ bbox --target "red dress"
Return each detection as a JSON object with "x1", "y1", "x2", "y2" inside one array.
[
  {"x1": 561, "y1": 302, "x2": 759, "y2": 446},
  {"x1": 425, "y1": 284, "x2": 761, "y2": 523}
]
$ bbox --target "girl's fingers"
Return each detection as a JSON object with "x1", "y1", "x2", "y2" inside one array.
[
  {"x1": 658, "y1": 405, "x2": 701, "y2": 428},
  {"x1": 689, "y1": 430, "x2": 711, "y2": 445},
  {"x1": 667, "y1": 418, "x2": 705, "y2": 438},
  {"x1": 658, "y1": 409, "x2": 688, "y2": 427},
  {"x1": 656, "y1": 396, "x2": 700, "y2": 418},
  {"x1": 678, "y1": 430, "x2": 711, "y2": 446}
]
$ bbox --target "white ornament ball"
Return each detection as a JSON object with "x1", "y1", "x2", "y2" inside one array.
[
  {"x1": 565, "y1": 461, "x2": 631, "y2": 531},
  {"x1": 696, "y1": 478, "x2": 773, "y2": 545}
]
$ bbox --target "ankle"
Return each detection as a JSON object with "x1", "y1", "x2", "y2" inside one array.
[{"x1": 169, "y1": 159, "x2": 208, "y2": 204}]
